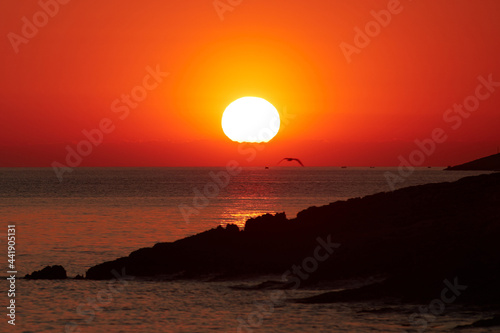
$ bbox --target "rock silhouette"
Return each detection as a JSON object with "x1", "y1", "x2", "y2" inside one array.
[
  {"x1": 445, "y1": 152, "x2": 500, "y2": 171},
  {"x1": 455, "y1": 315, "x2": 500, "y2": 329},
  {"x1": 85, "y1": 173, "x2": 500, "y2": 304},
  {"x1": 25, "y1": 265, "x2": 67, "y2": 280}
]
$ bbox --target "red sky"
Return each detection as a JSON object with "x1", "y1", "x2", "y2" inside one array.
[{"x1": 1, "y1": 0, "x2": 499, "y2": 167}]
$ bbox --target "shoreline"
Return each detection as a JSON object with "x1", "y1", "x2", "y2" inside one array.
[{"x1": 26, "y1": 173, "x2": 500, "y2": 306}]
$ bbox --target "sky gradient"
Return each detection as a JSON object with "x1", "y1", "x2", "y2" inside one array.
[{"x1": 1, "y1": 0, "x2": 499, "y2": 167}]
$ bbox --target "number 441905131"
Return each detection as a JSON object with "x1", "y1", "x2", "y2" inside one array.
[{"x1": 7, "y1": 225, "x2": 16, "y2": 270}]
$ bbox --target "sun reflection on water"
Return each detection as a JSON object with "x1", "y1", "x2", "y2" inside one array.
[{"x1": 218, "y1": 209, "x2": 276, "y2": 229}]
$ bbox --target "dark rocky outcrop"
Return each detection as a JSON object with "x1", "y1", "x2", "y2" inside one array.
[
  {"x1": 454, "y1": 315, "x2": 500, "y2": 329},
  {"x1": 85, "y1": 173, "x2": 500, "y2": 304},
  {"x1": 244, "y1": 212, "x2": 288, "y2": 234},
  {"x1": 230, "y1": 280, "x2": 292, "y2": 290},
  {"x1": 445, "y1": 152, "x2": 500, "y2": 171},
  {"x1": 25, "y1": 265, "x2": 67, "y2": 279}
]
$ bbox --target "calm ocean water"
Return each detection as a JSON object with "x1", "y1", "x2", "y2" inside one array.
[{"x1": 0, "y1": 167, "x2": 495, "y2": 332}]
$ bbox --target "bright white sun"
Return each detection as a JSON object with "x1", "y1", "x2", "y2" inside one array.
[{"x1": 221, "y1": 97, "x2": 280, "y2": 143}]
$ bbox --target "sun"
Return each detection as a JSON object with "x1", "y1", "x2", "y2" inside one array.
[{"x1": 221, "y1": 97, "x2": 280, "y2": 143}]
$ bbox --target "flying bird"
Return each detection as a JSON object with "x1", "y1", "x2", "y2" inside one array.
[{"x1": 278, "y1": 158, "x2": 304, "y2": 167}]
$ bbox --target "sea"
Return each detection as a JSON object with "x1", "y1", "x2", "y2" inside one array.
[{"x1": 0, "y1": 167, "x2": 497, "y2": 332}]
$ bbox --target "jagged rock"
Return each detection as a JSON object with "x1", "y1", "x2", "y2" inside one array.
[
  {"x1": 225, "y1": 223, "x2": 239, "y2": 233},
  {"x1": 244, "y1": 212, "x2": 288, "y2": 234},
  {"x1": 25, "y1": 265, "x2": 67, "y2": 280}
]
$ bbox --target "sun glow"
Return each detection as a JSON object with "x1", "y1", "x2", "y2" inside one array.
[{"x1": 221, "y1": 97, "x2": 280, "y2": 143}]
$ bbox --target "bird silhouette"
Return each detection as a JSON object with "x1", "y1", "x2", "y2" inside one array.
[{"x1": 278, "y1": 158, "x2": 304, "y2": 167}]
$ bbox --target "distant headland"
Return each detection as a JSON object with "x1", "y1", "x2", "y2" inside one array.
[{"x1": 445, "y1": 152, "x2": 500, "y2": 171}]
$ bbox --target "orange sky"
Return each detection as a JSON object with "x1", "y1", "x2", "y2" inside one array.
[{"x1": 1, "y1": 0, "x2": 499, "y2": 167}]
